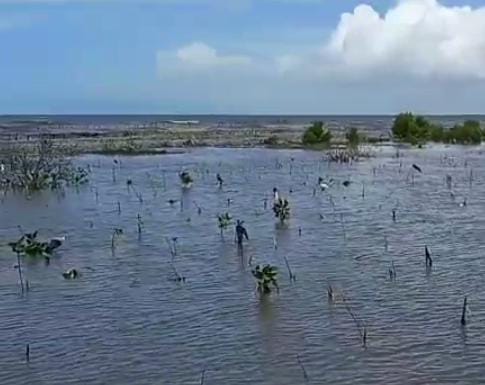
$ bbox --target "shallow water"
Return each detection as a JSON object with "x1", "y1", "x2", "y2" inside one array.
[{"x1": 1, "y1": 146, "x2": 485, "y2": 385}]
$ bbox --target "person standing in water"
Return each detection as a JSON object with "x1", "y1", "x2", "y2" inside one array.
[{"x1": 235, "y1": 220, "x2": 249, "y2": 246}]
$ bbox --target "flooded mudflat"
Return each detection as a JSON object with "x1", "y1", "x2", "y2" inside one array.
[{"x1": 1, "y1": 146, "x2": 485, "y2": 385}]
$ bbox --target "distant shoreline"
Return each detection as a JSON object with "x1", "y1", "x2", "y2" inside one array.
[{"x1": 0, "y1": 122, "x2": 393, "y2": 155}]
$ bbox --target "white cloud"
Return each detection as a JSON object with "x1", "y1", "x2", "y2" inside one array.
[
  {"x1": 174, "y1": 42, "x2": 252, "y2": 69},
  {"x1": 323, "y1": 0, "x2": 485, "y2": 79}
]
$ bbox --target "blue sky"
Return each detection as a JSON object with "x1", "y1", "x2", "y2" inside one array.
[{"x1": 1, "y1": 0, "x2": 485, "y2": 114}]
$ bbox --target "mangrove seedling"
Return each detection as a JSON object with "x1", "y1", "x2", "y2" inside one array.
[
  {"x1": 111, "y1": 228, "x2": 123, "y2": 249},
  {"x1": 235, "y1": 220, "x2": 249, "y2": 246},
  {"x1": 251, "y1": 264, "x2": 279, "y2": 294},
  {"x1": 9, "y1": 231, "x2": 63, "y2": 257},
  {"x1": 217, "y1": 212, "x2": 232, "y2": 237},
  {"x1": 62, "y1": 268, "x2": 80, "y2": 280},
  {"x1": 179, "y1": 171, "x2": 193, "y2": 188},
  {"x1": 273, "y1": 198, "x2": 290, "y2": 222}
]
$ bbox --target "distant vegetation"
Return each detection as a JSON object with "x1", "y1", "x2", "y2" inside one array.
[
  {"x1": 345, "y1": 127, "x2": 362, "y2": 148},
  {"x1": 302, "y1": 122, "x2": 332, "y2": 146},
  {"x1": 392, "y1": 113, "x2": 483, "y2": 145}
]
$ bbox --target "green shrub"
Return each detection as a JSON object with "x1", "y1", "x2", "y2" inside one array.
[
  {"x1": 302, "y1": 122, "x2": 332, "y2": 145},
  {"x1": 392, "y1": 113, "x2": 483, "y2": 145}
]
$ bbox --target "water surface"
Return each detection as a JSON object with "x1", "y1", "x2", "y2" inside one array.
[{"x1": 1, "y1": 146, "x2": 485, "y2": 385}]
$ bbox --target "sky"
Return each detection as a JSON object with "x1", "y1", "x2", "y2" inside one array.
[{"x1": 1, "y1": 0, "x2": 485, "y2": 114}]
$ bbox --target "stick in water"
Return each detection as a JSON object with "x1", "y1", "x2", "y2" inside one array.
[
  {"x1": 296, "y1": 354, "x2": 309, "y2": 383},
  {"x1": 283, "y1": 256, "x2": 296, "y2": 281},
  {"x1": 461, "y1": 296, "x2": 467, "y2": 326},
  {"x1": 200, "y1": 368, "x2": 206, "y2": 385},
  {"x1": 17, "y1": 252, "x2": 24, "y2": 294}
]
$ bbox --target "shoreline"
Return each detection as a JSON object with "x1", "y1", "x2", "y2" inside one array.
[{"x1": 0, "y1": 124, "x2": 390, "y2": 155}]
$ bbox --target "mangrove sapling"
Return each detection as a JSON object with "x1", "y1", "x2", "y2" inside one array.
[
  {"x1": 111, "y1": 228, "x2": 123, "y2": 249},
  {"x1": 26, "y1": 344, "x2": 30, "y2": 363},
  {"x1": 217, "y1": 213, "x2": 232, "y2": 237},
  {"x1": 9, "y1": 231, "x2": 63, "y2": 257},
  {"x1": 216, "y1": 211, "x2": 234, "y2": 232},
  {"x1": 273, "y1": 198, "x2": 290, "y2": 223},
  {"x1": 251, "y1": 264, "x2": 279, "y2": 294},
  {"x1": 283, "y1": 256, "x2": 296, "y2": 281},
  {"x1": 117, "y1": 201, "x2": 121, "y2": 214}
]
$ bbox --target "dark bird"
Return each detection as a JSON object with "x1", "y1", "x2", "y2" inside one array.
[
  {"x1": 412, "y1": 164, "x2": 422, "y2": 173},
  {"x1": 167, "y1": 199, "x2": 178, "y2": 205},
  {"x1": 425, "y1": 246, "x2": 432, "y2": 267},
  {"x1": 342, "y1": 180, "x2": 351, "y2": 187}
]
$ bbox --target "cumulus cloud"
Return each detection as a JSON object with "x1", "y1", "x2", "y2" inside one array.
[
  {"x1": 158, "y1": 1, "x2": 485, "y2": 83},
  {"x1": 324, "y1": 0, "x2": 485, "y2": 79}
]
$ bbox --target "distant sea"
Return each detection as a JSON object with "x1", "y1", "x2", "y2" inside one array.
[{"x1": 1, "y1": 114, "x2": 484, "y2": 137}]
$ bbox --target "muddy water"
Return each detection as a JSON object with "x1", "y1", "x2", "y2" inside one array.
[{"x1": 1, "y1": 146, "x2": 485, "y2": 385}]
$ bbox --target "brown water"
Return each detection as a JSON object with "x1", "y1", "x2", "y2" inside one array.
[{"x1": 1, "y1": 146, "x2": 485, "y2": 385}]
